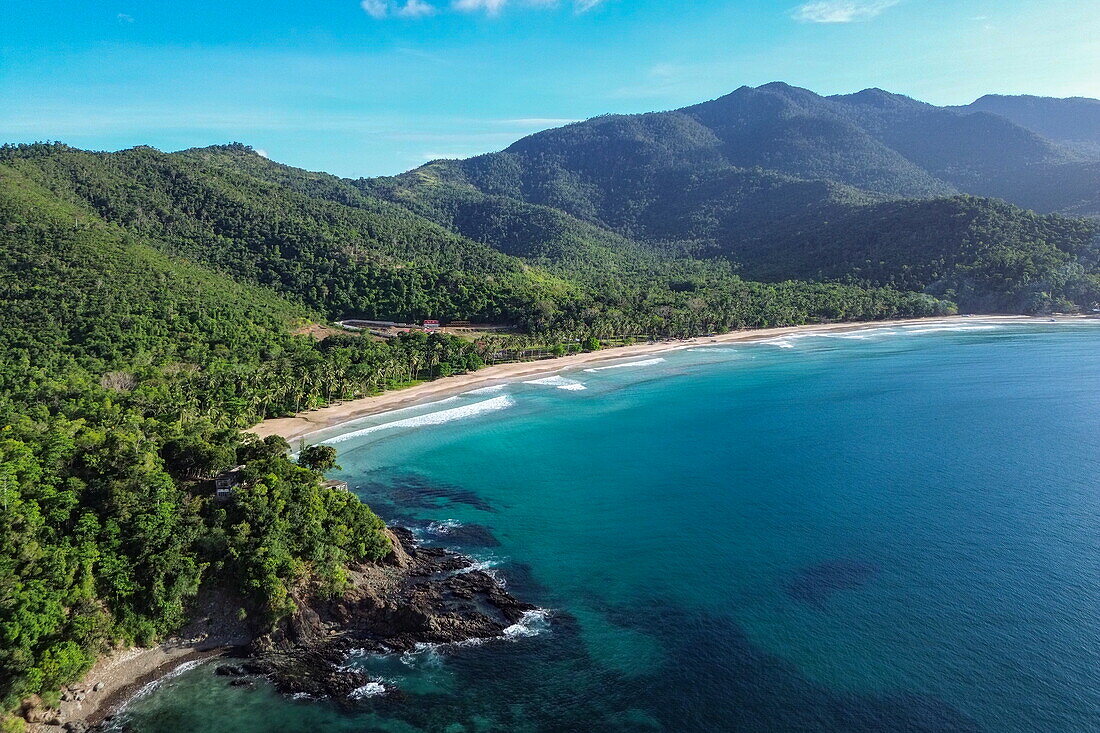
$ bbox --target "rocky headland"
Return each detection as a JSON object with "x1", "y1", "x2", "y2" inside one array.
[{"x1": 25, "y1": 527, "x2": 534, "y2": 732}]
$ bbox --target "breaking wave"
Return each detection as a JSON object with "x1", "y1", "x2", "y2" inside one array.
[
  {"x1": 584, "y1": 357, "x2": 666, "y2": 372},
  {"x1": 349, "y1": 681, "x2": 387, "y2": 699},
  {"x1": 323, "y1": 395, "x2": 516, "y2": 444},
  {"x1": 427, "y1": 519, "x2": 462, "y2": 535},
  {"x1": 503, "y1": 609, "x2": 551, "y2": 640},
  {"x1": 110, "y1": 657, "x2": 212, "y2": 724},
  {"x1": 902, "y1": 324, "x2": 1001, "y2": 335},
  {"x1": 524, "y1": 375, "x2": 588, "y2": 391},
  {"x1": 817, "y1": 328, "x2": 899, "y2": 340},
  {"x1": 464, "y1": 383, "x2": 508, "y2": 395}
]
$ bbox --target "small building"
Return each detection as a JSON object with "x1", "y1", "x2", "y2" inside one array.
[
  {"x1": 422, "y1": 319, "x2": 440, "y2": 330},
  {"x1": 322, "y1": 479, "x2": 350, "y2": 492},
  {"x1": 214, "y1": 465, "x2": 246, "y2": 501}
]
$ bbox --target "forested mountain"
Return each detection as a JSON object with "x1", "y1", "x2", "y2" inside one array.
[
  {"x1": 1, "y1": 82, "x2": 1099, "y2": 723},
  {"x1": 3, "y1": 142, "x2": 946, "y2": 335},
  {"x1": 394, "y1": 83, "x2": 1097, "y2": 226},
  {"x1": 365, "y1": 84, "x2": 1099, "y2": 313},
  {"x1": 959, "y1": 94, "x2": 1100, "y2": 156},
  {"x1": 3, "y1": 143, "x2": 574, "y2": 326}
]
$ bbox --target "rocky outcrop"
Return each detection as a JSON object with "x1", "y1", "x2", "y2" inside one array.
[{"x1": 244, "y1": 527, "x2": 535, "y2": 701}]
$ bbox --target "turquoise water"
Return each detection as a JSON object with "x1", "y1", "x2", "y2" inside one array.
[{"x1": 118, "y1": 320, "x2": 1100, "y2": 732}]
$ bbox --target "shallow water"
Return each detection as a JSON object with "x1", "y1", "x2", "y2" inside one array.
[{"x1": 117, "y1": 321, "x2": 1100, "y2": 732}]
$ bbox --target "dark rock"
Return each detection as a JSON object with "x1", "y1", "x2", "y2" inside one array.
[
  {"x1": 214, "y1": 664, "x2": 247, "y2": 677},
  {"x1": 246, "y1": 526, "x2": 537, "y2": 703},
  {"x1": 228, "y1": 679, "x2": 254, "y2": 688},
  {"x1": 239, "y1": 660, "x2": 271, "y2": 675}
]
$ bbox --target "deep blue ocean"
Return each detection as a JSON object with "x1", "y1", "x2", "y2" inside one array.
[{"x1": 116, "y1": 320, "x2": 1100, "y2": 732}]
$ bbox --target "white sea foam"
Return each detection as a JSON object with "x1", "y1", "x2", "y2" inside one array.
[
  {"x1": 299, "y1": 394, "x2": 465, "y2": 445},
  {"x1": 902, "y1": 325, "x2": 1001, "y2": 335},
  {"x1": 817, "y1": 328, "x2": 899, "y2": 340},
  {"x1": 523, "y1": 375, "x2": 588, "y2": 391},
  {"x1": 427, "y1": 519, "x2": 462, "y2": 535},
  {"x1": 454, "y1": 556, "x2": 504, "y2": 580},
  {"x1": 112, "y1": 658, "x2": 211, "y2": 719},
  {"x1": 503, "y1": 609, "x2": 551, "y2": 640},
  {"x1": 464, "y1": 383, "x2": 508, "y2": 395},
  {"x1": 395, "y1": 610, "x2": 550, "y2": 665},
  {"x1": 349, "y1": 681, "x2": 387, "y2": 699},
  {"x1": 761, "y1": 338, "x2": 796, "y2": 349},
  {"x1": 524, "y1": 375, "x2": 570, "y2": 386},
  {"x1": 584, "y1": 357, "x2": 666, "y2": 372},
  {"x1": 323, "y1": 395, "x2": 515, "y2": 444},
  {"x1": 400, "y1": 643, "x2": 446, "y2": 667}
]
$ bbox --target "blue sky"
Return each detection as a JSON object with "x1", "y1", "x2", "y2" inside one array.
[{"x1": 2, "y1": 0, "x2": 1097, "y2": 176}]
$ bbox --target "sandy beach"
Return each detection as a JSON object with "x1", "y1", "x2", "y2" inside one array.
[
  {"x1": 249, "y1": 315, "x2": 1049, "y2": 444},
  {"x1": 26, "y1": 593, "x2": 251, "y2": 732}
]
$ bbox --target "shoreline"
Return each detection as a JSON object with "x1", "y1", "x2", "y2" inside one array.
[
  {"x1": 83, "y1": 648, "x2": 230, "y2": 726},
  {"x1": 248, "y1": 315, "x2": 1056, "y2": 443},
  {"x1": 42, "y1": 529, "x2": 530, "y2": 731},
  {"x1": 26, "y1": 589, "x2": 254, "y2": 732},
  {"x1": 32, "y1": 643, "x2": 237, "y2": 732}
]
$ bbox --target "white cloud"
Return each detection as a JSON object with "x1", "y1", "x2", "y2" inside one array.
[
  {"x1": 791, "y1": 0, "x2": 900, "y2": 23},
  {"x1": 363, "y1": 0, "x2": 601, "y2": 19},
  {"x1": 360, "y1": 0, "x2": 389, "y2": 18},
  {"x1": 397, "y1": 0, "x2": 438, "y2": 16},
  {"x1": 255, "y1": 149, "x2": 270, "y2": 158},
  {"x1": 574, "y1": 0, "x2": 606, "y2": 12},
  {"x1": 447, "y1": 0, "x2": 606, "y2": 17},
  {"x1": 117, "y1": 13, "x2": 135, "y2": 23},
  {"x1": 452, "y1": 0, "x2": 508, "y2": 13}
]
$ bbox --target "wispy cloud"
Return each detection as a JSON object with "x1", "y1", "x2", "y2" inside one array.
[
  {"x1": 116, "y1": 13, "x2": 135, "y2": 23},
  {"x1": 573, "y1": 0, "x2": 607, "y2": 12},
  {"x1": 452, "y1": 0, "x2": 509, "y2": 14},
  {"x1": 791, "y1": 0, "x2": 900, "y2": 24},
  {"x1": 363, "y1": 0, "x2": 605, "y2": 19},
  {"x1": 397, "y1": 0, "x2": 438, "y2": 17},
  {"x1": 360, "y1": 0, "x2": 389, "y2": 19}
]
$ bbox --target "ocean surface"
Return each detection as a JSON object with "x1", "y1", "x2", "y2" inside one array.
[{"x1": 115, "y1": 320, "x2": 1100, "y2": 732}]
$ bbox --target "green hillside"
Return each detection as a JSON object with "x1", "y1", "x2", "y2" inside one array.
[
  {"x1": 734, "y1": 197, "x2": 1100, "y2": 313},
  {"x1": 3, "y1": 143, "x2": 577, "y2": 326},
  {"x1": 0, "y1": 156, "x2": 408, "y2": 711}
]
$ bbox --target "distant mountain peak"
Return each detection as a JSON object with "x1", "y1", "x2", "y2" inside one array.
[
  {"x1": 828, "y1": 88, "x2": 928, "y2": 110},
  {"x1": 972, "y1": 93, "x2": 1100, "y2": 106},
  {"x1": 960, "y1": 94, "x2": 1100, "y2": 156}
]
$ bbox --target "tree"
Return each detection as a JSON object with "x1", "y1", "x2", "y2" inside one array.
[
  {"x1": 298, "y1": 445, "x2": 340, "y2": 474},
  {"x1": 581, "y1": 335, "x2": 601, "y2": 352}
]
